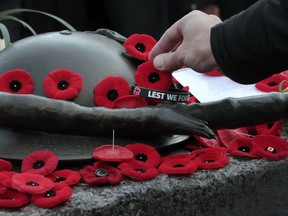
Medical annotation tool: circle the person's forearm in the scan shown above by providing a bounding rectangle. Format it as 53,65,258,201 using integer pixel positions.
211,0,288,84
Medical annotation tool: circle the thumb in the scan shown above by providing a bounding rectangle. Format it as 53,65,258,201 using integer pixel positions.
153,52,183,72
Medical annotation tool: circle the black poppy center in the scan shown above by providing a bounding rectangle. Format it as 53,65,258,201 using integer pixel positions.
265,146,277,154
267,81,278,86
32,160,45,169
148,72,160,83
238,146,250,153
58,80,69,90
45,190,56,198
135,168,146,173
95,168,109,177
55,177,67,182
135,43,146,53
107,89,119,101
9,80,22,92
173,164,185,168
204,160,215,163
26,181,39,186
135,153,148,162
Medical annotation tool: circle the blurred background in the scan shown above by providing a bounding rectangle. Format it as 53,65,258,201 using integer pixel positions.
0,0,258,42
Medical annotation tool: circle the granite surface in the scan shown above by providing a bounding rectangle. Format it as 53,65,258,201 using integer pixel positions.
1,129,288,216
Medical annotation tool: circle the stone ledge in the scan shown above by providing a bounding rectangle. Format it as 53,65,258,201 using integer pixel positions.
1,156,288,216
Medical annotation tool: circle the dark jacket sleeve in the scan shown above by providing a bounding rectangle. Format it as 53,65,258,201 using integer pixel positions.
211,0,288,84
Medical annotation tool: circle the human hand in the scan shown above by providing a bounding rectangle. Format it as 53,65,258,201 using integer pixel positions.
149,10,222,73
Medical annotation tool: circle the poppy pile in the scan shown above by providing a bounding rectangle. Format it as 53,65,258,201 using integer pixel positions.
1,33,288,210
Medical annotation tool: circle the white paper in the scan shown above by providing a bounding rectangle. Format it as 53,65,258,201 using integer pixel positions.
172,68,266,103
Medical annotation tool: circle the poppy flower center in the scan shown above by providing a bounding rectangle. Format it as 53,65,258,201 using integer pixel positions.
45,189,56,198
267,81,278,86
135,43,146,53
135,168,146,173
135,153,148,162
238,146,250,153
58,80,69,90
265,146,277,154
107,89,119,101
204,160,215,163
148,72,160,83
55,177,67,182
26,181,39,186
173,164,185,168
9,80,22,92
32,160,45,169
95,168,109,177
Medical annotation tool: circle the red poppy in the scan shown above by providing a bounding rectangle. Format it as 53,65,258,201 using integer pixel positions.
93,145,134,162
196,152,230,169
93,76,131,108
158,157,199,175
123,34,157,61
113,95,148,108
11,173,54,194
31,182,72,208
205,69,223,76
135,61,172,91
118,160,159,181
216,127,250,147
0,159,12,171
80,161,122,185
255,73,288,92
124,143,161,167
255,120,283,136
21,150,59,175
46,169,81,186
0,189,30,208
252,135,288,160
0,171,17,188
0,69,34,94
194,135,223,148
43,68,83,100
227,136,260,158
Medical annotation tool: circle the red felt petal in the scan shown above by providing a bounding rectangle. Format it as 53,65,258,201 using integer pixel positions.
93,145,134,162
80,161,122,185
227,136,260,158
93,76,131,108
118,160,159,181
46,169,81,186
161,153,193,163
191,147,227,157
113,95,148,108
196,153,230,169
0,171,17,188
124,143,161,167
124,34,157,61
0,184,8,195
158,158,198,175
205,69,223,76
0,189,30,208
0,159,12,171
21,150,59,175
0,69,34,94
43,68,83,100
216,127,249,147
11,173,54,194
252,135,288,160
255,120,283,136
135,61,172,91
31,183,73,208
255,73,288,92
194,135,223,148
